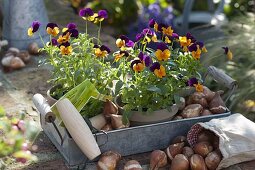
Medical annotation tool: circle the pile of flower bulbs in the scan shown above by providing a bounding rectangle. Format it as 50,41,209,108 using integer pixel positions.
97,128,222,170
173,86,228,120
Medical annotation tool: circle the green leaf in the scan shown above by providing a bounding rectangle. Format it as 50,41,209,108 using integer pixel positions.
147,86,162,94
114,80,123,95
174,95,181,105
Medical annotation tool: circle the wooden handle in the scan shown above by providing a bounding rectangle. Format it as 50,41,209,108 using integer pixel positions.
56,98,101,160
32,94,56,123
207,66,237,89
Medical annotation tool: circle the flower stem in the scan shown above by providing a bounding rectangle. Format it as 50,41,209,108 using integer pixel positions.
85,20,88,36
97,22,102,44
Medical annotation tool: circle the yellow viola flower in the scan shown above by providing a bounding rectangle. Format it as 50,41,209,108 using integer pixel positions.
131,59,145,72
116,38,126,48
179,36,191,49
222,47,233,60
46,23,59,37
194,83,203,92
152,33,158,42
162,26,173,36
57,32,71,44
155,49,170,61
154,65,166,78
191,46,202,60
60,44,72,55
165,36,171,44
94,45,111,58
27,21,41,37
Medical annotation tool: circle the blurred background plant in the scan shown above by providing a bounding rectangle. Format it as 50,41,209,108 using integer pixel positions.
201,13,255,121
0,106,39,169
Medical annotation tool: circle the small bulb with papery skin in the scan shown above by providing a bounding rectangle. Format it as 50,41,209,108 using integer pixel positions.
150,150,168,170
182,146,194,159
165,142,185,160
124,160,142,170
110,114,129,129
190,154,207,170
171,136,187,145
103,99,118,118
97,151,121,170
205,150,222,170
194,142,213,157
170,154,189,170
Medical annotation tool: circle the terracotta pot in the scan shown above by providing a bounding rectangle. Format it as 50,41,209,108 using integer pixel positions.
114,95,178,126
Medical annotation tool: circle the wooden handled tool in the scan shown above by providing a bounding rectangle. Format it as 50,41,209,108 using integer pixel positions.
56,98,101,160
32,94,56,124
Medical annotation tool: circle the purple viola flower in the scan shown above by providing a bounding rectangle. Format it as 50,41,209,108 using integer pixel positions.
187,77,198,86
171,33,179,39
138,52,152,67
60,42,70,47
196,41,204,48
93,44,100,48
67,23,77,30
144,55,152,67
136,33,145,42
68,29,79,38
126,40,134,47
138,52,144,61
51,38,58,46
158,23,167,32
149,19,155,28
100,45,111,53
222,47,229,54
120,51,129,57
188,43,197,52
119,35,134,47
46,23,58,29
79,8,94,17
98,10,108,19
150,62,160,72
157,42,168,51
31,21,41,33
130,59,142,69
120,35,129,42
186,32,196,43
142,28,153,36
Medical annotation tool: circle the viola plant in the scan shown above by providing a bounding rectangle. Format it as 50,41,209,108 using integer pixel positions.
28,8,115,117
0,106,38,167
113,19,207,118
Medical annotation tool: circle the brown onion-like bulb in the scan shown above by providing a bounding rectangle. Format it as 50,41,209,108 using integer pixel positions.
190,154,207,170
205,150,222,170
170,154,189,170
97,151,121,170
182,146,194,159
150,150,168,170
194,142,213,157
181,104,203,118
124,160,142,170
166,142,185,160
171,136,187,145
